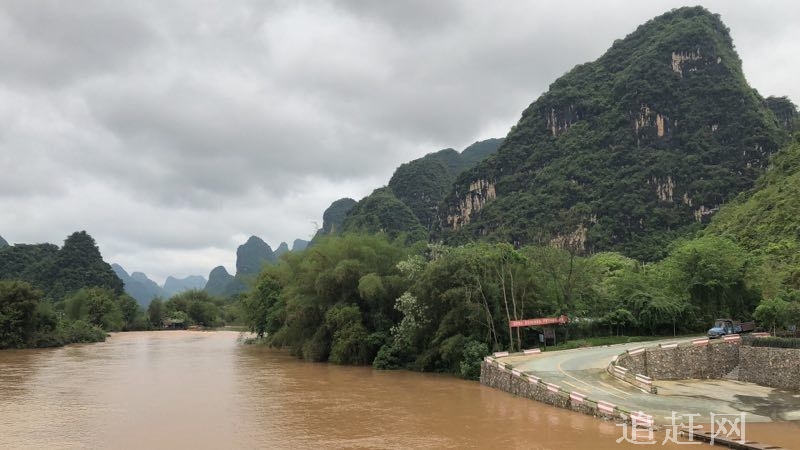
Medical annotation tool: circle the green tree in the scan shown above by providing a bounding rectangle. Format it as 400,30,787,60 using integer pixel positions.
753,297,789,334
118,295,141,331
460,339,489,380
326,304,371,365
85,289,124,331
64,287,124,331
148,298,164,328
266,234,407,363
662,236,759,325
242,273,282,338
165,290,225,327
0,280,41,349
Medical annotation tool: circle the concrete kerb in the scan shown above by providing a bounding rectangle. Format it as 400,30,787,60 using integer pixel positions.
493,348,542,359
482,356,656,428
607,353,658,394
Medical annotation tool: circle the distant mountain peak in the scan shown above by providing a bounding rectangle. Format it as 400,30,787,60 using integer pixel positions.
292,239,309,252
112,264,161,307
236,235,276,276
163,274,206,297
274,242,290,258
205,265,245,297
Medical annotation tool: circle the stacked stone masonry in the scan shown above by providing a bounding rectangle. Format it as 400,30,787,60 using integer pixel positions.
481,360,625,423
616,341,740,380
739,346,800,391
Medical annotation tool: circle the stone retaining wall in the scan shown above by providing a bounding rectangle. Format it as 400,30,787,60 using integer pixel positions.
480,359,634,423
739,346,800,390
615,340,739,380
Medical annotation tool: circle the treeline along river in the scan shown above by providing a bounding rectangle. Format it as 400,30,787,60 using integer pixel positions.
1,331,798,449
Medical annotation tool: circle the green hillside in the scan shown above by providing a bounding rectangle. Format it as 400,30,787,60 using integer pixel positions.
340,138,502,240
0,231,123,301
341,187,427,243
441,7,787,260
705,131,800,293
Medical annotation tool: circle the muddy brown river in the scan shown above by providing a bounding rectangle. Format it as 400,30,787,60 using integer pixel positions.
0,331,798,449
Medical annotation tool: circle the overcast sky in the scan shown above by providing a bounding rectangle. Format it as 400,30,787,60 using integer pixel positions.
1,1,797,284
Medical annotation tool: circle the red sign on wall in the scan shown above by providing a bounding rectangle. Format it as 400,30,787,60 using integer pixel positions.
509,315,569,328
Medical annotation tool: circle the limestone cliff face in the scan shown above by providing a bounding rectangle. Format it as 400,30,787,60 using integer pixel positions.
671,49,705,77
549,224,588,251
447,179,497,230
634,104,672,143
546,105,583,137
649,176,675,202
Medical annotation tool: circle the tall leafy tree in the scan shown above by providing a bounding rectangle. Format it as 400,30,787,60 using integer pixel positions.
0,281,40,349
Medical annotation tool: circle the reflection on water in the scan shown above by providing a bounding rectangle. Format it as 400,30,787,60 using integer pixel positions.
0,331,797,449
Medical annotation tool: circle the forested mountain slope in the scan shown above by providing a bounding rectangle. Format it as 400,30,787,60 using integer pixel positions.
441,7,788,260
705,130,800,292
340,138,502,239
0,231,122,300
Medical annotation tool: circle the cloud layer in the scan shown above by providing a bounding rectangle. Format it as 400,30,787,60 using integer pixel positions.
1,1,797,283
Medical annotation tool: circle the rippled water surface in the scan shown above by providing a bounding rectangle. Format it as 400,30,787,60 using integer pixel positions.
1,331,797,449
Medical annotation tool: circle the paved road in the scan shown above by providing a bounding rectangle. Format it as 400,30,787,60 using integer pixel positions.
499,338,800,425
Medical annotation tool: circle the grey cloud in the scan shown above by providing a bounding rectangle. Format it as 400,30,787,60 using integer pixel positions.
0,0,798,281
0,1,157,87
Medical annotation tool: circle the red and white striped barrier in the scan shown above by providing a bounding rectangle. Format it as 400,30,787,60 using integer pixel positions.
493,351,510,357
511,369,522,377
494,360,504,368
659,342,678,349
569,391,587,403
692,338,709,346
634,374,652,385
627,347,644,356
631,411,654,428
751,332,771,338
523,348,542,355
723,334,741,342
484,356,494,363
546,383,560,393
597,401,616,414
613,365,629,377
527,375,540,385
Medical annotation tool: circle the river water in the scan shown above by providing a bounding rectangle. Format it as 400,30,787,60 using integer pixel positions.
0,331,798,449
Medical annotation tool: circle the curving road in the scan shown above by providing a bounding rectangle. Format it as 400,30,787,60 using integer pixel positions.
498,338,800,424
